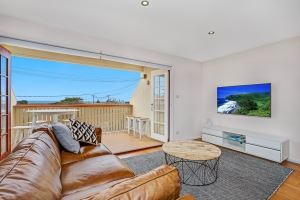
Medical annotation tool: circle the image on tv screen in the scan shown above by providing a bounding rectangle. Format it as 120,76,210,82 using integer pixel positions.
217,83,271,117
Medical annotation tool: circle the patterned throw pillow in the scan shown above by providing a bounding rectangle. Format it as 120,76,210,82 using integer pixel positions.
69,119,98,145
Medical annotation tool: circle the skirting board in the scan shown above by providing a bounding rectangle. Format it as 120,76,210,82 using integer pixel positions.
288,158,300,165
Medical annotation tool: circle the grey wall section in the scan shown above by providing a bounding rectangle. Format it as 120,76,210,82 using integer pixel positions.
201,36,300,163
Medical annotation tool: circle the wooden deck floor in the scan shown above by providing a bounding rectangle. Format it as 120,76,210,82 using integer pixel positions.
102,132,162,154
118,147,300,200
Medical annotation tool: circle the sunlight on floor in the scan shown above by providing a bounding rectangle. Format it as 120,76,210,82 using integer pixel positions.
102,132,162,154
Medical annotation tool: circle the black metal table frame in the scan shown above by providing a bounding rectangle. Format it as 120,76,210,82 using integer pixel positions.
164,153,220,186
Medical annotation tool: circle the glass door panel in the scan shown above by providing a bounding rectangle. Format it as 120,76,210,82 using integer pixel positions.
151,70,169,142
1,135,7,155
1,78,6,96
1,115,7,155
1,56,7,75
0,46,11,160
1,96,6,116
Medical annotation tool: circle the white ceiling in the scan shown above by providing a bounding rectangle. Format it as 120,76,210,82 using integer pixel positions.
0,0,300,62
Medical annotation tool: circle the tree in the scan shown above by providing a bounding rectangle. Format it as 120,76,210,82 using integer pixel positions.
239,99,257,111
17,100,28,104
56,97,83,104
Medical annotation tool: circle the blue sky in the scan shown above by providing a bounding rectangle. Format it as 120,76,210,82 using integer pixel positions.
12,56,141,102
217,83,271,99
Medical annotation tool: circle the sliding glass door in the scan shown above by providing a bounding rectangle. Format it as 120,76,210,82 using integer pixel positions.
0,46,11,159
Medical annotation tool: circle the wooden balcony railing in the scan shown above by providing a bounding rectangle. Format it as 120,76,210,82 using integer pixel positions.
13,104,133,132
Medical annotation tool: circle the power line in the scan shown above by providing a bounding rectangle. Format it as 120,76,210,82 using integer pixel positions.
16,94,93,98
13,66,139,80
91,82,138,95
13,65,141,80
16,82,138,98
12,69,141,83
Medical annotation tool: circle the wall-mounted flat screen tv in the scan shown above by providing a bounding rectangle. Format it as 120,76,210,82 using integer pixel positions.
217,83,271,117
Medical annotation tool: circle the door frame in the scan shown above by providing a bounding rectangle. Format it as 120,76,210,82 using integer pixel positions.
150,69,170,142
0,46,11,160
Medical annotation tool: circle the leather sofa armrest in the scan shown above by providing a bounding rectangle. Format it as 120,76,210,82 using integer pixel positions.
177,194,197,200
95,127,102,143
89,165,181,200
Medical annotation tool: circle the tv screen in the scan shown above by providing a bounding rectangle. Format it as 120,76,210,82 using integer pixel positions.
217,83,271,117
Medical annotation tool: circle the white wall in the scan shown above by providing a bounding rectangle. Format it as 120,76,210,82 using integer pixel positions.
130,69,152,119
172,61,203,140
201,36,300,163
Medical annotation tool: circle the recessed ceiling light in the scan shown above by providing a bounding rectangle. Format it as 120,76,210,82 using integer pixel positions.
208,31,215,35
141,0,149,6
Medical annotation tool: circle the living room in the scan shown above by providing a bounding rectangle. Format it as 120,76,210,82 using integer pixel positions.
0,0,299,200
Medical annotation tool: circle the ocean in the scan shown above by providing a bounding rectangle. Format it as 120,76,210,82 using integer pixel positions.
217,98,227,107
27,100,57,104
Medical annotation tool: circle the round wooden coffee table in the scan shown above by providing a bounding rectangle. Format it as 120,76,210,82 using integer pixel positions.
162,141,222,186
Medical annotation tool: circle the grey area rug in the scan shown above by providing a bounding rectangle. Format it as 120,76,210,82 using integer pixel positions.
121,149,293,200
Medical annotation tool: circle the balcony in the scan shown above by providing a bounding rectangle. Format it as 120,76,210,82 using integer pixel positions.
7,53,167,155
12,103,162,153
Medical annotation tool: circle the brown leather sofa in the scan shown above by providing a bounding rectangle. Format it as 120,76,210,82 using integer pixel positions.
0,126,195,200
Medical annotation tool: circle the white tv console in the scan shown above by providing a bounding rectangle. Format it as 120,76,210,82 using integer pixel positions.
202,126,289,163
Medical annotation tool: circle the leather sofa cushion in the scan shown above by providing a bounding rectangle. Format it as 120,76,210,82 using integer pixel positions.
82,165,181,200
61,143,112,165
61,179,130,200
0,131,62,200
61,155,135,196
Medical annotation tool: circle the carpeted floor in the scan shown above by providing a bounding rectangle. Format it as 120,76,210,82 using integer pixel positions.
122,149,293,200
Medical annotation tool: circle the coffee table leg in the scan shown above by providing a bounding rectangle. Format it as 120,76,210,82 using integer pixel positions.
164,153,168,164
164,153,220,186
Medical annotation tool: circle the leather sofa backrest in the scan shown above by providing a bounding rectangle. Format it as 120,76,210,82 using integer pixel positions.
32,124,61,149
0,131,62,200
88,165,181,200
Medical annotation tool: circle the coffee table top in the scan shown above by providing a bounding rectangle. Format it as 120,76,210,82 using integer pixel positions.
162,141,221,161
